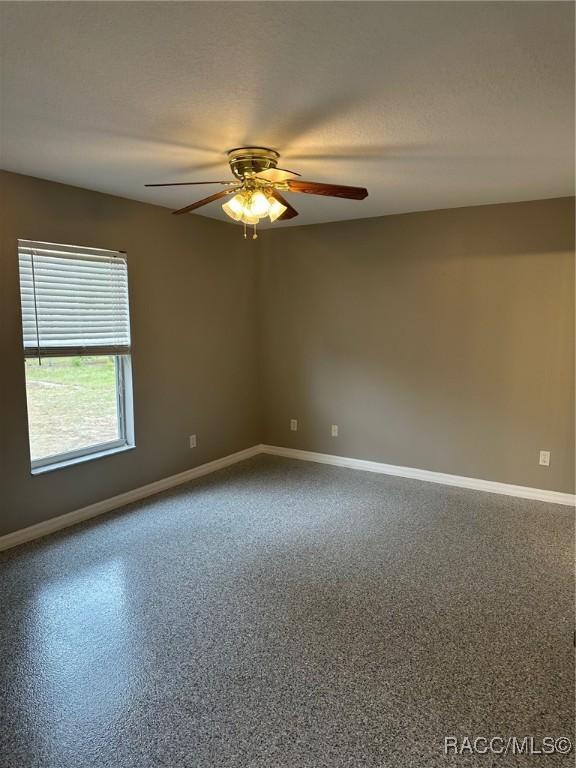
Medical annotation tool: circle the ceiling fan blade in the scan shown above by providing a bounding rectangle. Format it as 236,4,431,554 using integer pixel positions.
287,180,368,200
270,190,299,220
255,167,301,183
172,188,240,215
145,181,235,187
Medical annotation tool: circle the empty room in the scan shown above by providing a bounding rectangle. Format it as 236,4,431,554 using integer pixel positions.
0,2,574,766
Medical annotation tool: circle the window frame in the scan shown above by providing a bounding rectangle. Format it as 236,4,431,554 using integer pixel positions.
17,238,135,474
28,354,135,475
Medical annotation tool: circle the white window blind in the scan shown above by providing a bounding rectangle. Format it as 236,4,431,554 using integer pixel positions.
18,240,131,358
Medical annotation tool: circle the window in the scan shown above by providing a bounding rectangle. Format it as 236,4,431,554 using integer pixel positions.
18,239,134,472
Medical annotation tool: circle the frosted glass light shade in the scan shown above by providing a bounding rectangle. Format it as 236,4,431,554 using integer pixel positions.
268,198,287,222
247,191,270,217
222,193,246,221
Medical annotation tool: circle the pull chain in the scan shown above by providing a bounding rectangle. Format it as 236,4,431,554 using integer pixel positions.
252,223,258,240
243,222,247,239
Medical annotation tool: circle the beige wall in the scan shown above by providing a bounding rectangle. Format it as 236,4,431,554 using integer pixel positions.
1,175,573,540
0,171,260,537
259,198,575,493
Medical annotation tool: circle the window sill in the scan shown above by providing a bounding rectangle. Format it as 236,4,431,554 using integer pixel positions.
31,443,135,475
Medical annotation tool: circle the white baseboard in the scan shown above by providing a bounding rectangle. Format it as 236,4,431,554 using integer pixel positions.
2,442,573,552
0,445,261,552
260,445,576,507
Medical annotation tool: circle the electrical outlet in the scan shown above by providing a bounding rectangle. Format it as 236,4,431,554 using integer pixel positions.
331,424,339,437
539,450,550,466
290,419,298,431
189,434,197,449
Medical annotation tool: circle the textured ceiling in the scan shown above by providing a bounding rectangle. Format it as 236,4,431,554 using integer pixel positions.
1,1,574,227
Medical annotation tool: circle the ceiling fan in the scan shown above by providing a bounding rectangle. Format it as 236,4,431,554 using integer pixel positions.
145,146,368,239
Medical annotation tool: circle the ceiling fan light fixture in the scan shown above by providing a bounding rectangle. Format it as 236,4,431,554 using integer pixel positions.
151,146,367,236
223,189,277,226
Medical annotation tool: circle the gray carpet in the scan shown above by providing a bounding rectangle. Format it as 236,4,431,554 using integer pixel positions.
0,455,574,767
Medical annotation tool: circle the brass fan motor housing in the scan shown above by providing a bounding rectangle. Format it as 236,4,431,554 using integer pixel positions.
227,147,280,180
